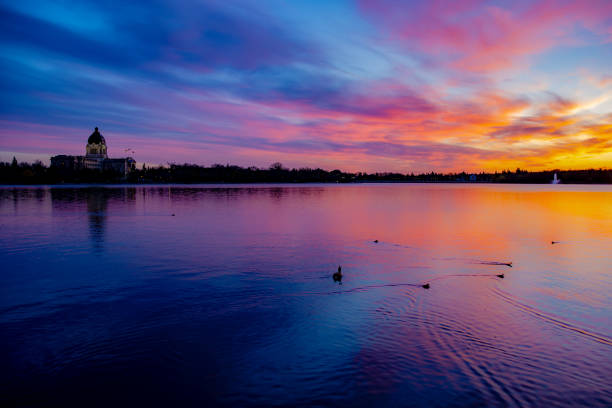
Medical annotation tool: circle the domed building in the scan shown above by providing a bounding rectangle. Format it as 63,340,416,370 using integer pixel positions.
86,127,108,157
51,127,135,176
84,127,109,169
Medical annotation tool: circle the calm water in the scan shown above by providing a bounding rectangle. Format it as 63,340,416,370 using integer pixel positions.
1,184,611,407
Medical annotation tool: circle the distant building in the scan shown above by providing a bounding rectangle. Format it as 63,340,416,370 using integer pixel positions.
50,154,85,170
552,173,561,184
51,127,135,176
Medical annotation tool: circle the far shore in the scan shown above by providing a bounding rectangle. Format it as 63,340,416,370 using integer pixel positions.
2,160,611,185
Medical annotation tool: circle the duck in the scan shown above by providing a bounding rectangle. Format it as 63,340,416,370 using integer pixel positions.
551,241,559,244
333,266,342,282
373,239,379,243
422,283,430,289
497,273,504,278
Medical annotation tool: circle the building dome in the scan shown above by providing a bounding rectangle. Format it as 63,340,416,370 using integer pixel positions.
88,127,106,145
86,127,108,159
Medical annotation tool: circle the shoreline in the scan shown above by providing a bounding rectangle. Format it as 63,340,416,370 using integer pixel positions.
3,181,612,187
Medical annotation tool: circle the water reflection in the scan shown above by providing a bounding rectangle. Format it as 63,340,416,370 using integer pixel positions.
86,190,108,251
0,184,611,407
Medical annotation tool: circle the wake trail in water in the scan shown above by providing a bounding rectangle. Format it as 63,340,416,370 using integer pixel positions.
327,282,422,294
369,240,512,267
434,257,513,267
369,239,417,250
492,286,612,346
327,275,501,294
426,274,502,283
289,282,423,297
300,272,504,297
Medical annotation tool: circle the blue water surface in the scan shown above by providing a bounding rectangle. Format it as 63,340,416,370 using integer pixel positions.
1,184,611,407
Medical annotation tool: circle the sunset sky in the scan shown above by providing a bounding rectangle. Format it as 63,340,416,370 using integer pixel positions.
1,0,611,172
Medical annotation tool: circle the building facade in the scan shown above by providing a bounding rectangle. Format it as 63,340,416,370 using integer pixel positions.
51,127,135,176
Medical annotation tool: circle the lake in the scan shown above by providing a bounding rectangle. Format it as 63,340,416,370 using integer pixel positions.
1,184,611,407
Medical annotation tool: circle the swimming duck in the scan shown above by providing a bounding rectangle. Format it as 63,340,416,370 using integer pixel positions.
373,239,379,243
551,241,559,244
422,283,430,289
333,266,342,282
497,273,504,278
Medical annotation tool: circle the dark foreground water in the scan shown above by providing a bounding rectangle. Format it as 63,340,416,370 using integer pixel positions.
1,184,611,407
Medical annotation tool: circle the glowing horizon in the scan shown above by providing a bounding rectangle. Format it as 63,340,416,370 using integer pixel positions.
1,0,611,173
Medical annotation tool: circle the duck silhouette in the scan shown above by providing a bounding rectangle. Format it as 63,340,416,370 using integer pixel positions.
333,266,342,283
373,239,379,243
497,273,505,278
422,283,430,289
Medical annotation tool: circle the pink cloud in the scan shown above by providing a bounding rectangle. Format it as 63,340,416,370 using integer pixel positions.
2,76,610,173
358,0,612,72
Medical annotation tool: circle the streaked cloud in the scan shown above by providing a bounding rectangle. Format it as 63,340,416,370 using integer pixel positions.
0,0,611,171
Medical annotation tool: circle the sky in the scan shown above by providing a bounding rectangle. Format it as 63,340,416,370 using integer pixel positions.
1,0,611,172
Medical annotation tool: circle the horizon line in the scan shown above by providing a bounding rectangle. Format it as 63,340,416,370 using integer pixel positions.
3,155,611,176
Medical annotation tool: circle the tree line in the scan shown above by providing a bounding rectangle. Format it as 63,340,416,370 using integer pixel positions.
1,158,611,184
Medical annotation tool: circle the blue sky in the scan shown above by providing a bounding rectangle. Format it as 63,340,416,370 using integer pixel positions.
1,0,611,171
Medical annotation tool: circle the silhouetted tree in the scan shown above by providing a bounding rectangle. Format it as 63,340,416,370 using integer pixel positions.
1,160,611,184
269,162,285,171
